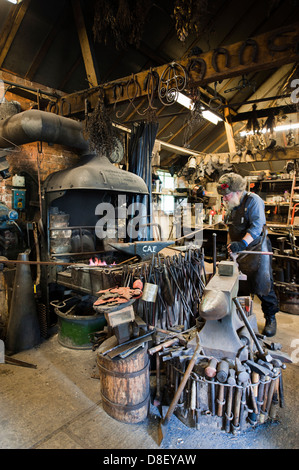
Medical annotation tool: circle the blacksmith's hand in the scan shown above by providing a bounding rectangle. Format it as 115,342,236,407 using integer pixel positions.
227,240,248,253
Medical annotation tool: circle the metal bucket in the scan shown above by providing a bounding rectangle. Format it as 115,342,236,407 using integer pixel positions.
141,282,158,302
276,286,299,315
55,308,106,349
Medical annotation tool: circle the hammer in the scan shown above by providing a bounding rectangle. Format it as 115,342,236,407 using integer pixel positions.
233,298,273,363
225,368,236,433
216,360,229,417
246,360,273,416
158,334,201,445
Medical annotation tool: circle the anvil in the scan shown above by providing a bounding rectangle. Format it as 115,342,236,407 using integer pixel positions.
109,240,175,260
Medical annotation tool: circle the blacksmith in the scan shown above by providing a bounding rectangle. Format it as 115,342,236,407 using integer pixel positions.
217,172,279,337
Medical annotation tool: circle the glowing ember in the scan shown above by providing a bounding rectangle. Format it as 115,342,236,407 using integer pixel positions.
89,257,116,266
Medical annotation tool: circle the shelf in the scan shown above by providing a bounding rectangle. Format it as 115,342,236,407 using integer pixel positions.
249,173,298,226
265,202,289,206
249,178,299,183
152,191,173,195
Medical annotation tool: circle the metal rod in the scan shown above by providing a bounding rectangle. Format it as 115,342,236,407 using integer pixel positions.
158,337,201,445
212,232,217,275
0,256,138,267
4,356,37,369
3,79,60,98
224,94,291,109
237,251,273,255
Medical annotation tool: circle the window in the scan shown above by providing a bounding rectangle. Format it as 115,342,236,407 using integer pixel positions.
157,170,175,191
156,170,175,213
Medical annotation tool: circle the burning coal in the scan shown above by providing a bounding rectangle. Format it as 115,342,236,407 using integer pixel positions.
89,257,116,266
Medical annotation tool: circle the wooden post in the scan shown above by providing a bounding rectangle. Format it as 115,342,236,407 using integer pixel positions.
224,107,236,154
72,0,98,88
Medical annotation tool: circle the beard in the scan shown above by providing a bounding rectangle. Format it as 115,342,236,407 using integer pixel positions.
224,192,241,211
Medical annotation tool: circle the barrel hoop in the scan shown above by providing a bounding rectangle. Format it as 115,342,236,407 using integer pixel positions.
101,390,150,411
97,356,149,379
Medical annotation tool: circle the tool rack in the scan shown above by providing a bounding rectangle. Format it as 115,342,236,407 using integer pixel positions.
164,354,284,434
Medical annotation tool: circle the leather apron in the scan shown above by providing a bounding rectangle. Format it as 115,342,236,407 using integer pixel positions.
227,192,251,242
227,193,271,296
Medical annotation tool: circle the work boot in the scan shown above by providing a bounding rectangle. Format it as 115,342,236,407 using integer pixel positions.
262,317,277,337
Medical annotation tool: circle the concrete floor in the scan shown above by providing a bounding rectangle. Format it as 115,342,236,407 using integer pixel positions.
0,300,298,451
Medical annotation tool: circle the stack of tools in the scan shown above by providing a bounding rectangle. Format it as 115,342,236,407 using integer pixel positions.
132,248,206,331
162,350,288,435
90,246,206,356
150,259,290,443
152,326,289,440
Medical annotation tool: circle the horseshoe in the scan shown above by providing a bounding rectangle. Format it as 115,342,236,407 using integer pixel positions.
239,38,258,65
212,47,229,73
59,99,71,116
112,83,124,102
186,58,206,82
47,101,59,114
267,26,295,52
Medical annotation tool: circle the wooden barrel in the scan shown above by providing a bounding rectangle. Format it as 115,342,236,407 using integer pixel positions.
97,345,150,423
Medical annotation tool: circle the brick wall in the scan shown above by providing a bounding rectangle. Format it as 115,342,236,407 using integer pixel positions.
0,91,81,212
1,142,80,212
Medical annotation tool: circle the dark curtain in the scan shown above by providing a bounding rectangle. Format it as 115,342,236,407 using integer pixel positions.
128,121,159,241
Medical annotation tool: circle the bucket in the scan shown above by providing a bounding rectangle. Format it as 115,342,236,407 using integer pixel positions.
55,309,106,349
276,286,299,315
141,282,158,302
97,345,150,423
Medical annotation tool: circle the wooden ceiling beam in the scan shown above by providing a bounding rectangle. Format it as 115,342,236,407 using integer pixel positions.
71,0,98,88
57,22,299,116
0,70,65,101
161,121,212,167
198,64,295,153
231,103,297,122
0,0,31,68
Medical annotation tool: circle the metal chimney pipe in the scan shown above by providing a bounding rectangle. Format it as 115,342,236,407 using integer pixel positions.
0,109,89,152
